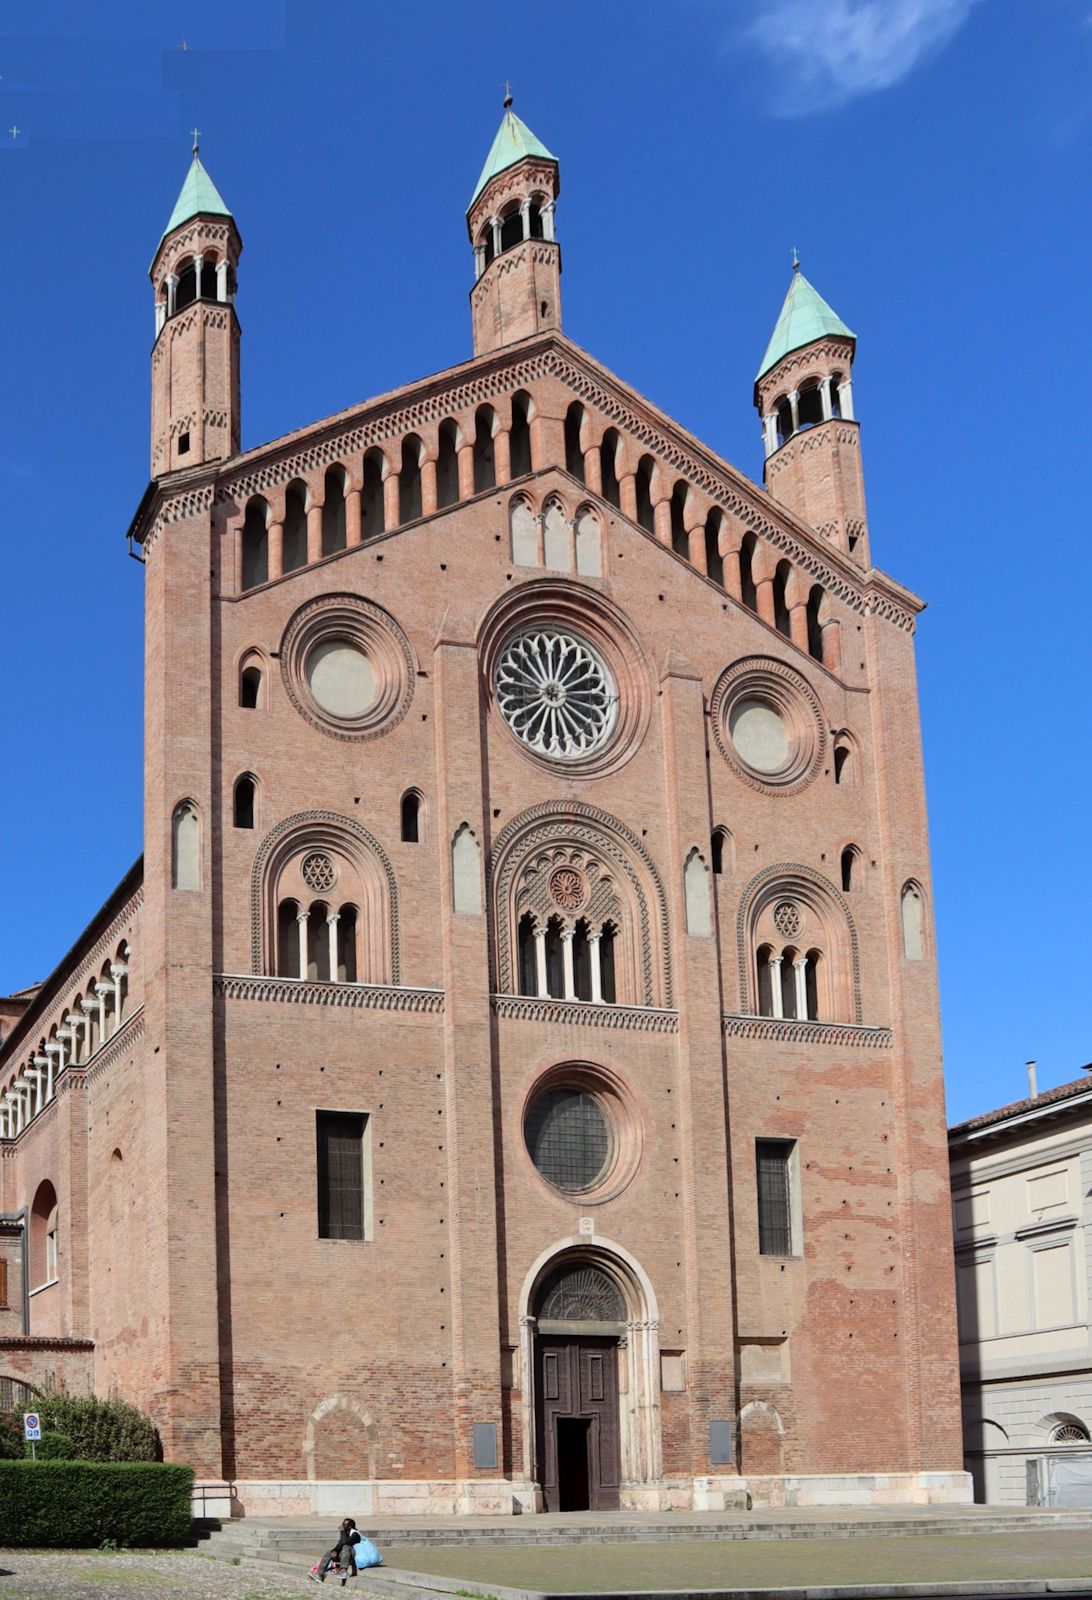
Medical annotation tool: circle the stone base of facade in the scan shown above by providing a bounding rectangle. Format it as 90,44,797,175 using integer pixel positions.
202,1471,970,1518
745,1471,974,1508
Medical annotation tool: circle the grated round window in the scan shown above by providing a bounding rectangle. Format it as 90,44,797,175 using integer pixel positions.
525,1088,611,1194
1051,1423,1091,1443
495,630,617,761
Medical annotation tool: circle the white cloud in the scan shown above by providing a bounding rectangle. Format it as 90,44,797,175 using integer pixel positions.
743,0,986,114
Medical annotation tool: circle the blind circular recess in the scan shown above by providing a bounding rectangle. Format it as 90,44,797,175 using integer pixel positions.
525,1087,611,1194
495,630,618,761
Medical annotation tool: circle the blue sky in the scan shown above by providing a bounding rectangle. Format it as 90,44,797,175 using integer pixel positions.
1,0,1088,1122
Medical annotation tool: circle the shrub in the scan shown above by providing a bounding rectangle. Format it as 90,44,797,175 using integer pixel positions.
33,1393,158,1462
0,1460,193,1546
25,1430,74,1460
0,1414,22,1461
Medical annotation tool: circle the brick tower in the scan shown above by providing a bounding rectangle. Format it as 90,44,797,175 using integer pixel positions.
149,141,242,476
755,262,869,564
467,96,561,356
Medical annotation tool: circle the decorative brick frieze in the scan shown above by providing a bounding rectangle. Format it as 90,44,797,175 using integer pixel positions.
492,995,679,1033
214,975,444,1013
722,1014,893,1048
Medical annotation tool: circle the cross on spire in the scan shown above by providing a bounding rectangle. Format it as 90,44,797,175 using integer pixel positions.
9,126,20,140
792,246,800,271
191,126,201,156
503,80,513,109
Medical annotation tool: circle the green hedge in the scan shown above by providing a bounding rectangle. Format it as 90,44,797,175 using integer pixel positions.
33,1393,158,1462
24,1431,74,1460
0,1461,194,1546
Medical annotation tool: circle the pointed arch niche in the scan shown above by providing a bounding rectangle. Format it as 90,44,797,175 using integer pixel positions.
250,811,399,983
490,801,672,1008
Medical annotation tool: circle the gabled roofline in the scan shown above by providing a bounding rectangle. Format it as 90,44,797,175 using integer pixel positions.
949,1076,1092,1148
0,857,143,1067
124,330,923,620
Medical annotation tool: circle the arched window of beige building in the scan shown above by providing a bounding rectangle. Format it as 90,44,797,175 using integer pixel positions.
171,801,200,890
901,881,925,960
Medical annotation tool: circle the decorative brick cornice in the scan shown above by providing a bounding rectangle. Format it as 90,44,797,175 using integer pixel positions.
214,975,443,1013
0,1335,94,1351
77,1009,145,1087
492,995,679,1033
722,1014,892,1049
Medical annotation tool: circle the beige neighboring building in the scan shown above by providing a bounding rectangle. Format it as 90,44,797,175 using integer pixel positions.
950,1074,1092,1506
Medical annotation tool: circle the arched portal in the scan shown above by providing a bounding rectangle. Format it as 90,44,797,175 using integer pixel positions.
519,1240,661,1512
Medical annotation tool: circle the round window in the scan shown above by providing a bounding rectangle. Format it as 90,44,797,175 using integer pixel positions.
525,1087,611,1194
305,640,377,718
495,630,618,761
729,697,790,773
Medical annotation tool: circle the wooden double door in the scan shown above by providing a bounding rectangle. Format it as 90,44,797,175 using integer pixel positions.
535,1336,621,1511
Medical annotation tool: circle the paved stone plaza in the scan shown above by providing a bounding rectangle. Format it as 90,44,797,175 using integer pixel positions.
0,1549,304,1600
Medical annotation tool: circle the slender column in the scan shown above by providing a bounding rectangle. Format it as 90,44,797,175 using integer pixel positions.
35,1053,53,1102
0,1100,8,1140
111,962,128,1030
588,933,603,1004
216,259,228,302
473,243,485,280
493,429,511,486
383,472,400,529
490,217,502,256
762,413,778,456
421,458,438,517
755,577,776,626
542,200,556,242
789,602,809,653
80,997,97,1053
267,519,284,581
583,445,602,496
155,301,166,335
839,376,855,421
793,957,808,1022
819,376,833,421
306,502,323,563
788,391,800,433
296,912,308,981
166,273,178,315
64,1014,83,1063
457,444,475,501
821,618,842,673
25,1068,43,1116
345,488,362,547
327,912,340,983
520,197,531,240
534,928,548,999
687,524,707,574
653,498,672,547
768,955,784,1019
561,928,576,1001
619,473,637,523
94,982,109,1041
193,256,203,301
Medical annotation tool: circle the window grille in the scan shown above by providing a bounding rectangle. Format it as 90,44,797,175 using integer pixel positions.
756,1140,794,1256
525,1088,610,1194
537,1263,624,1322
1051,1422,1091,1443
317,1111,367,1240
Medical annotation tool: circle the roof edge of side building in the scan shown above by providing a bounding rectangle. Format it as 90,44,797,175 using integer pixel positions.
950,1076,1092,1145
0,857,144,1067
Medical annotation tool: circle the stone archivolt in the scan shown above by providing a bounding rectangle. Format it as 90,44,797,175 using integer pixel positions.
736,863,862,1025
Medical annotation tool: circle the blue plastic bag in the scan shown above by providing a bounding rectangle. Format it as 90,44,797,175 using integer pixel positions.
352,1538,383,1569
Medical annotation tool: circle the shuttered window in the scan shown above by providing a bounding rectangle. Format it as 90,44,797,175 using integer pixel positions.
316,1111,367,1240
756,1139,794,1256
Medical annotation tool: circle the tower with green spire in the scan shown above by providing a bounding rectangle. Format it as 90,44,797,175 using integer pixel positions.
466,96,561,357
149,139,243,476
754,262,868,564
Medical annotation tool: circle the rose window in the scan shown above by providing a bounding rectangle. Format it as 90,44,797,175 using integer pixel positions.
301,852,338,893
495,630,617,760
549,866,588,911
773,901,802,938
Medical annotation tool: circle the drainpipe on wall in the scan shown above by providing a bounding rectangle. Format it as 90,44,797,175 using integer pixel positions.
1026,1060,1038,1099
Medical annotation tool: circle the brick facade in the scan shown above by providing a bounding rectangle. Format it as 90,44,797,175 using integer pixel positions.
0,116,969,1515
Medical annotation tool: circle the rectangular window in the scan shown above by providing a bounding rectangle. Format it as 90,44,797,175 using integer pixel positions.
0,1259,7,1307
756,1139,796,1257
316,1111,370,1241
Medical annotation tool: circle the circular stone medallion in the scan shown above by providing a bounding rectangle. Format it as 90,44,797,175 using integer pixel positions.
729,698,790,773
305,640,377,718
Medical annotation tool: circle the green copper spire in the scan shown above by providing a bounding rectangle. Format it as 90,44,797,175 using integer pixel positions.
159,147,233,245
756,265,854,382
469,98,556,211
